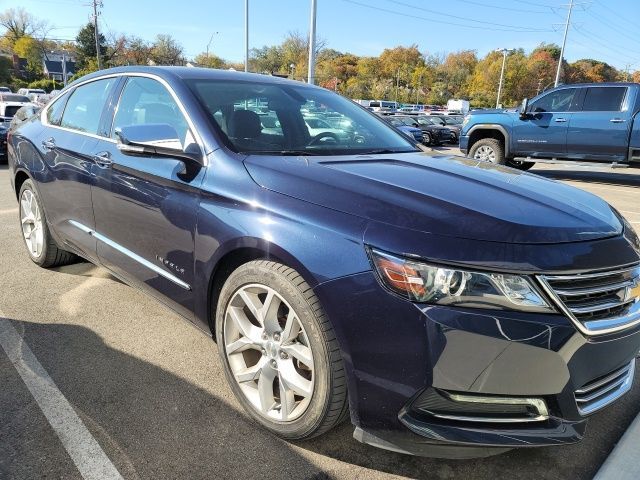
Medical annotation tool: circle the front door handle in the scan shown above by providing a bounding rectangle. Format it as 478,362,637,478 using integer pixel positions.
610,118,626,123
93,151,113,167
554,118,567,123
42,138,56,151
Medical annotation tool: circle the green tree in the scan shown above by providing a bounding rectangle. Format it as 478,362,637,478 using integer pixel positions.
75,22,106,69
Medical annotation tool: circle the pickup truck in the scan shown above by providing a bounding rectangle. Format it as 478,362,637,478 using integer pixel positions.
459,82,640,169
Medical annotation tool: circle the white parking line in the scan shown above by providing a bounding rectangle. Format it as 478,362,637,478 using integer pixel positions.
0,317,123,480
595,402,640,480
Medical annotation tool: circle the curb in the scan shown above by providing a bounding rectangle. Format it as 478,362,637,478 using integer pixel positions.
594,406,640,479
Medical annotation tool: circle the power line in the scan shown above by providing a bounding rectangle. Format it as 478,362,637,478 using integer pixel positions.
341,0,554,32
383,0,553,31
592,0,638,30
444,0,551,14
583,8,640,48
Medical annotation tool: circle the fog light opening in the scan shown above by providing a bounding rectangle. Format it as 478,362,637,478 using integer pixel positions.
413,389,549,424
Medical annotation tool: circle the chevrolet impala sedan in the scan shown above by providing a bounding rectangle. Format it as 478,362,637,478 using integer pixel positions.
7,66,640,458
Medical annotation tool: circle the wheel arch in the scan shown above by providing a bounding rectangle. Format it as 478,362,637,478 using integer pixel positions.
201,239,320,338
467,124,510,158
13,169,31,200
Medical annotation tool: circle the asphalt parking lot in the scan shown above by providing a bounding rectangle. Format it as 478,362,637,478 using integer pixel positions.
1,154,639,480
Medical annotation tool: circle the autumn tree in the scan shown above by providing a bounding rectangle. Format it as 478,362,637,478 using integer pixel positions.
0,7,48,46
194,52,225,68
150,34,184,65
13,35,42,79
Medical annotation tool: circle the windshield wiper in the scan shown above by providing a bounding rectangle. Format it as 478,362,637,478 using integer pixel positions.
355,149,418,155
244,149,323,156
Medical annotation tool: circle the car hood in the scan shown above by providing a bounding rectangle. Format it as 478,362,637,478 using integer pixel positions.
243,152,622,244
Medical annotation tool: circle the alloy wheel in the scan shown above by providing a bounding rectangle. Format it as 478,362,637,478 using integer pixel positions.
224,284,315,421
474,145,497,163
20,189,43,258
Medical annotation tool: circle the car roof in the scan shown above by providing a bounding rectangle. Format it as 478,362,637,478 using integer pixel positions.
68,66,322,90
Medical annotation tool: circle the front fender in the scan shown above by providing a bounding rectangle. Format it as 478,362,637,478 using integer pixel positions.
192,184,371,332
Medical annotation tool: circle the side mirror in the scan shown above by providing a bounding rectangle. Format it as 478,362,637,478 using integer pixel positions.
519,98,529,120
115,124,203,165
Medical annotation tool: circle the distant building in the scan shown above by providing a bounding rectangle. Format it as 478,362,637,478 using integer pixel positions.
42,51,76,83
0,51,28,78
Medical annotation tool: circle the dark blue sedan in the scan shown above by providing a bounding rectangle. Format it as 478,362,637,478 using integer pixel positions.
7,67,640,458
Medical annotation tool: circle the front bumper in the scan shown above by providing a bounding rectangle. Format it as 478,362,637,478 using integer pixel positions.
314,271,640,457
459,134,469,154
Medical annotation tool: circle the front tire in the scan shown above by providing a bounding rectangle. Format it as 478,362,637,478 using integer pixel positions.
469,138,505,165
18,179,77,268
215,260,348,440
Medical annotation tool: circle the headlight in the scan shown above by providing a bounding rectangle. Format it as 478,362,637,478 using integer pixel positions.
368,248,554,313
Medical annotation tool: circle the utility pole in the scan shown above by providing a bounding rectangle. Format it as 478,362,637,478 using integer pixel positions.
92,0,102,70
244,0,249,72
555,0,574,87
62,50,67,87
536,78,543,95
395,68,400,102
307,0,317,84
415,73,422,105
495,48,513,108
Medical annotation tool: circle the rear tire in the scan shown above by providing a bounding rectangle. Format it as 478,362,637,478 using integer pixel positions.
422,132,432,146
215,260,349,440
18,179,77,268
469,138,505,165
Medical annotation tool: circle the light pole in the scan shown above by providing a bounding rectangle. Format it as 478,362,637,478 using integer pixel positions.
307,0,317,84
495,48,514,108
289,63,296,79
244,0,249,72
206,32,219,62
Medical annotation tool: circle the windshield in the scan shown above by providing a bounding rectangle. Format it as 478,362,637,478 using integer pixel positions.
188,80,417,155
423,116,443,126
0,94,29,103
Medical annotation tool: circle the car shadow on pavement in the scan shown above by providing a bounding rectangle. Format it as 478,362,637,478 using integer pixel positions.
0,318,333,480
533,169,640,188
2,319,639,480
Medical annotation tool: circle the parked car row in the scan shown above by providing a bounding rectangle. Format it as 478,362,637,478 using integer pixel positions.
376,112,463,145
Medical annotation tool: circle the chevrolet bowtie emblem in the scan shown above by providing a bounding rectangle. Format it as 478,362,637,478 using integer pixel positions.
629,282,640,301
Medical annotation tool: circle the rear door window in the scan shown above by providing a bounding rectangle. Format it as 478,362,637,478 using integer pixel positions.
581,87,626,112
60,78,115,134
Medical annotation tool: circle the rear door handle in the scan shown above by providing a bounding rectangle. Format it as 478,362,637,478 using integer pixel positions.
42,138,56,151
93,151,113,167
610,118,626,123
554,118,567,123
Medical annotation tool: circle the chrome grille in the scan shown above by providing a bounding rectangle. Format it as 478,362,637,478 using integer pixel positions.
575,361,635,415
539,265,640,335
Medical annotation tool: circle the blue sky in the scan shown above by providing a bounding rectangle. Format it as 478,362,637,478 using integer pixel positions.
4,0,640,70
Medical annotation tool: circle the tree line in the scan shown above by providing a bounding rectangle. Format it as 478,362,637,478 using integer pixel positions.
1,7,638,107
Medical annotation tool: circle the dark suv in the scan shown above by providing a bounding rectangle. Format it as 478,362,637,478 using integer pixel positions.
8,67,640,458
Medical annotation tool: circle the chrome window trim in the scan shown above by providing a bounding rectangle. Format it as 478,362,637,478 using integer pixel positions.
537,265,640,336
68,220,191,291
40,71,207,164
